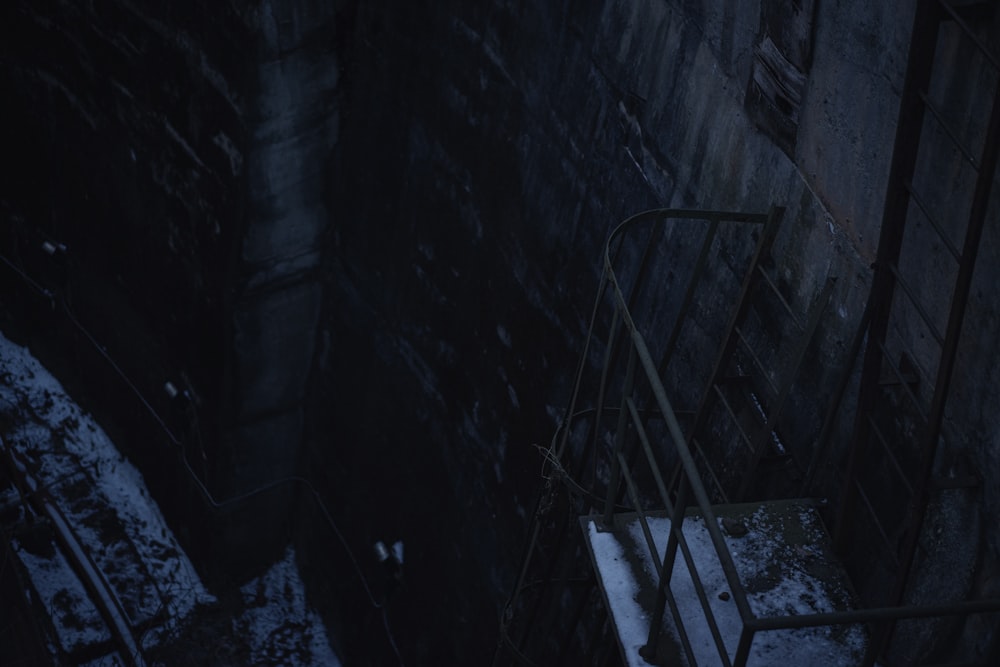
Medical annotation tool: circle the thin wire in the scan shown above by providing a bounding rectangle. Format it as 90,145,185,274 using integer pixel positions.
63,305,182,445
382,607,406,667
1,250,406,665
63,297,384,603
0,254,53,300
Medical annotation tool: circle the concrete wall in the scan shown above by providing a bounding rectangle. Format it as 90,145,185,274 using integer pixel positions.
1,0,998,663
319,0,1000,661
0,0,340,582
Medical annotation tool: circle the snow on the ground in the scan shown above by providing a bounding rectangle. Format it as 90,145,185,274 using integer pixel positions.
587,505,866,667
0,330,214,651
236,546,342,667
587,520,653,660
14,539,112,652
1,331,341,666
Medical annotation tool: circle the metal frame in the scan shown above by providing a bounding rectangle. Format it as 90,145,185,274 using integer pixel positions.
496,6,1000,664
587,209,1000,666
834,0,1000,659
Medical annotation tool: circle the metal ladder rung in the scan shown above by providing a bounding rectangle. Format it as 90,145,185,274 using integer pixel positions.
867,414,916,497
888,262,946,346
877,340,931,423
755,264,805,330
937,0,1000,72
690,435,731,504
904,182,963,261
733,325,780,398
711,384,757,453
919,90,980,169
853,478,902,568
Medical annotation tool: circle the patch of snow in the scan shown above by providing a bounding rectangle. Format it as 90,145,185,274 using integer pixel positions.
212,131,243,175
588,506,865,667
77,653,126,667
588,522,651,661
14,538,112,653
507,383,520,410
496,324,512,349
545,404,562,425
392,541,404,565
0,331,214,652
163,119,207,170
236,546,342,667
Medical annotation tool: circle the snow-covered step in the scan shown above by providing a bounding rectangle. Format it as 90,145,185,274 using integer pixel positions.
11,522,115,660
0,329,341,666
582,499,867,667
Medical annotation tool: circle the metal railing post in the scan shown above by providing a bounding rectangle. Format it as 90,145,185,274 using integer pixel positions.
604,339,637,525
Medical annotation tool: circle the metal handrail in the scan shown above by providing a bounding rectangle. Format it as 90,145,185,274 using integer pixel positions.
579,208,1000,666
575,208,770,666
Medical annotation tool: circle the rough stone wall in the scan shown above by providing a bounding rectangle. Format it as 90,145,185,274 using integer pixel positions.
0,0,340,583
1,0,998,663
0,0,251,572
317,0,999,662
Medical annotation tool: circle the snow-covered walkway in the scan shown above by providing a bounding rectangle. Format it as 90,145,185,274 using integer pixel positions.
0,330,341,666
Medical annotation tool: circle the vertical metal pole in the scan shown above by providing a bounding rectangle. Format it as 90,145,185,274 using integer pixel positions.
733,625,755,667
833,0,942,553
882,62,1000,653
591,307,622,493
604,341,637,525
737,277,836,501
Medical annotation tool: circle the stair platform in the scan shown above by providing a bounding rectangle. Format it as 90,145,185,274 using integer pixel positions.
581,499,867,666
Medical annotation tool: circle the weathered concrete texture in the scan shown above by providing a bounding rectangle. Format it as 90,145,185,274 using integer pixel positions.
0,0,339,584
0,1,252,582
2,0,998,662
232,283,323,420
213,4,339,538
796,0,913,257
316,0,999,661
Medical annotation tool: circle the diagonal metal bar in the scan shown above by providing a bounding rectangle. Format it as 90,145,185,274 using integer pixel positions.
936,0,1000,71
903,181,963,262
756,263,804,330
738,277,836,500
624,402,735,666
888,262,945,346
657,218,721,376
918,90,980,169
881,55,1000,653
685,207,785,464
